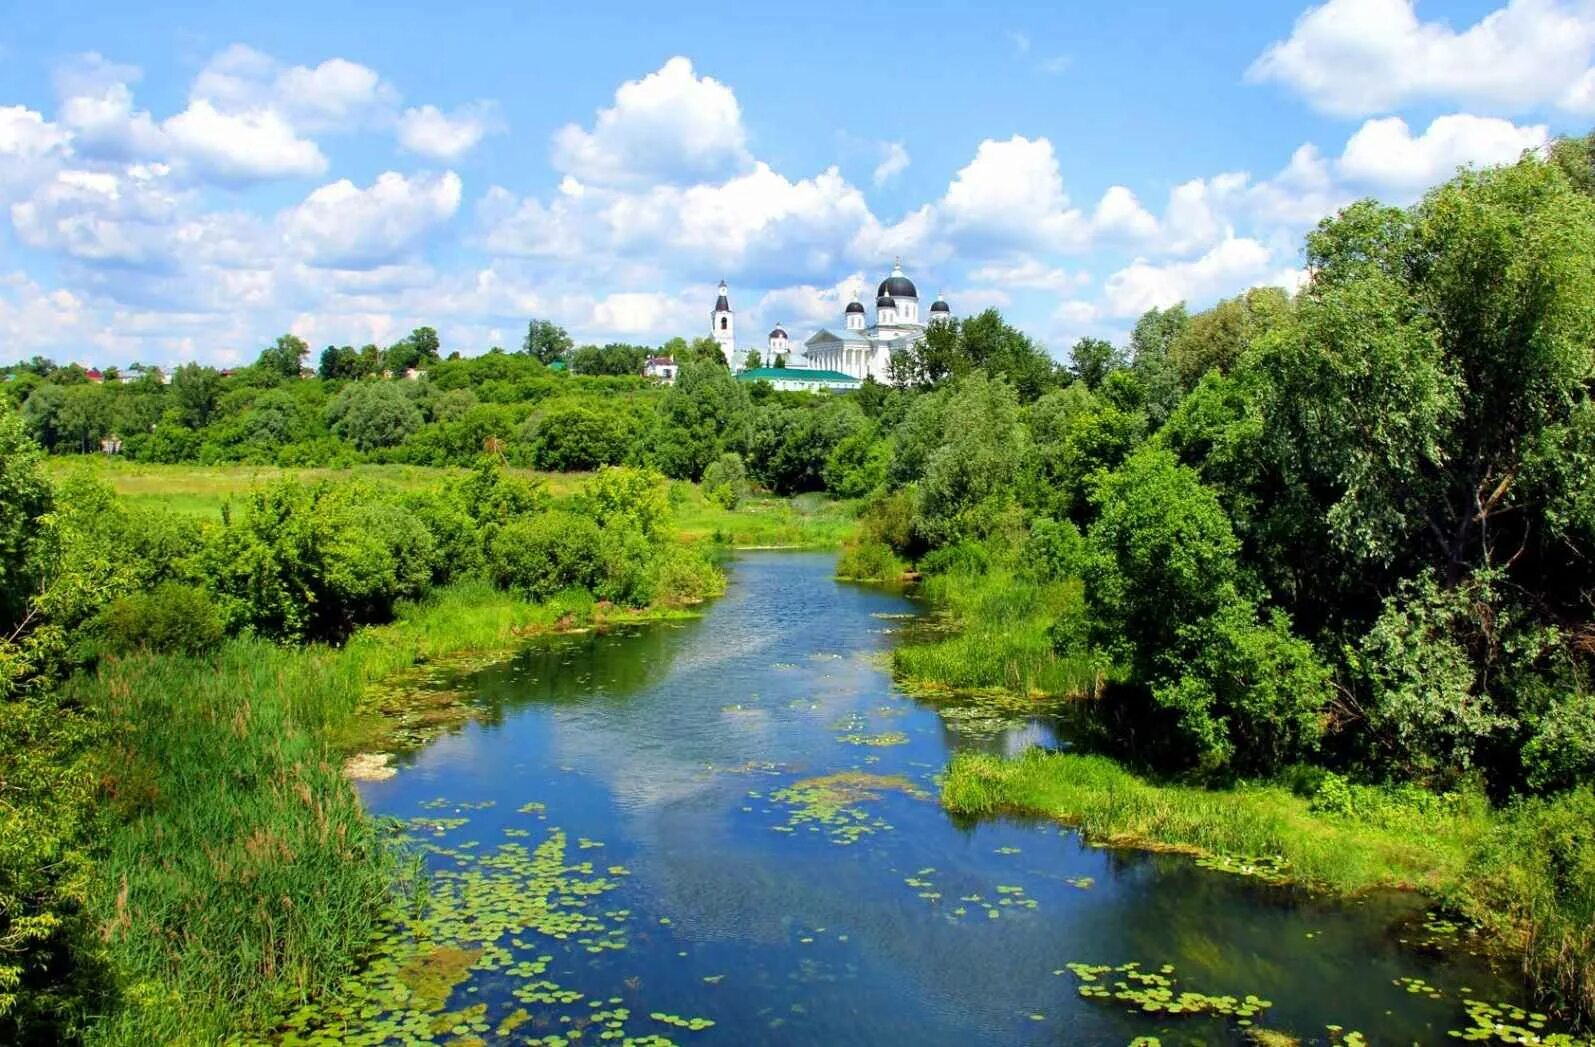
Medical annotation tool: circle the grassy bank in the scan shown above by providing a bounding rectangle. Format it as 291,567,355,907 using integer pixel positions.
72,578,714,1044
892,567,1100,697
943,749,1595,1027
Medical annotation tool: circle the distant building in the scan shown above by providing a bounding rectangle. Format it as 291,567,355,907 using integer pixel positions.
734,367,861,393
99,435,123,455
642,355,679,384
711,260,951,381
84,368,104,384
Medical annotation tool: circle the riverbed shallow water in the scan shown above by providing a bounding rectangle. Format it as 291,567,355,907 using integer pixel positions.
347,551,1547,1046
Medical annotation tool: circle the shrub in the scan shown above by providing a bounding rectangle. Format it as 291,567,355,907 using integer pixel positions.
96,582,225,655
651,545,724,606
701,453,748,509
488,511,604,600
325,382,424,451
580,466,670,538
594,525,656,607
835,539,902,581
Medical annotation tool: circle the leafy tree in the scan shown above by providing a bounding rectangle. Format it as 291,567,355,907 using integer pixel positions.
488,510,602,599
19,385,66,451
1067,337,1124,391
915,373,1028,547
325,382,425,451
702,452,749,508
579,466,670,538
652,363,749,480
522,319,573,364
1128,304,1188,425
318,345,360,380
1168,286,1291,388
744,349,763,370
171,363,222,427
256,334,309,379
567,343,649,377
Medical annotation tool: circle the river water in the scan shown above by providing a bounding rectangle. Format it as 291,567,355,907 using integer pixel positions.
351,551,1539,1046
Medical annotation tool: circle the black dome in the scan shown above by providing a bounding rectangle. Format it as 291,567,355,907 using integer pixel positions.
845,301,865,314
930,298,950,313
876,294,897,308
768,326,787,338
876,274,917,299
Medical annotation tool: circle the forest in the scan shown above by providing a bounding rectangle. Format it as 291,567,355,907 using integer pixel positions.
5,138,1595,1040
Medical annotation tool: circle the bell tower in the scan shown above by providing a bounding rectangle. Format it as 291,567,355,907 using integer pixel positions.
711,280,735,366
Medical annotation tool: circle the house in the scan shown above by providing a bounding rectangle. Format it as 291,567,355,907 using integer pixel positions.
84,368,104,384
642,355,678,384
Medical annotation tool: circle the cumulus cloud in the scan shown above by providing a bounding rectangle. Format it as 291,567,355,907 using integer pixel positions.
939,134,1090,251
282,170,462,269
873,141,910,186
190,44,397,131
967,259,1089,291
163,100,328,183
552,57,750,186
398,102,502,160
1103,237,1291,318
11,164,185,267
0,105,70,162
1339,113,1548,189
1093,185,1159,240
1249,0,1595,116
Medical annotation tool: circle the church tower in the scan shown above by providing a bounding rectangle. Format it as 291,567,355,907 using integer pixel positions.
845,288,866,331
711,280,735,366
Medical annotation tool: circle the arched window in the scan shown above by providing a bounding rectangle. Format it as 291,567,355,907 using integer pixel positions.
720,317,727,330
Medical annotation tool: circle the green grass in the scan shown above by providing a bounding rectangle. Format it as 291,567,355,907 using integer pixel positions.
42,460,593,518
671,485,856,549
69,581,701,1045
892,568,1100,697
943,748,1595,1028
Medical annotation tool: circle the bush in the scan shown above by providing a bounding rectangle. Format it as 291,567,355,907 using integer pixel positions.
325,382,424,451
835,539,903,581
701,453,748,509
488,511,604,600
651,545,724,606
594,525,656,607
96,583,224,655
579,466,669,538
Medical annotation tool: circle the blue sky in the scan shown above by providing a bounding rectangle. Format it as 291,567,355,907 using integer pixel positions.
0,0,1589,366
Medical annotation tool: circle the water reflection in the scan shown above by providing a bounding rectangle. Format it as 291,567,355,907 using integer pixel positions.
357,551,1535,1046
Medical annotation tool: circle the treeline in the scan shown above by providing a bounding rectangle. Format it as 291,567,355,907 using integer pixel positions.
0,417,722,1039
0,326,734,469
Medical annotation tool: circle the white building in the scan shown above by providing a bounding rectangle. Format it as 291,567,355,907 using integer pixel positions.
803,261,951,380
710,261,952,381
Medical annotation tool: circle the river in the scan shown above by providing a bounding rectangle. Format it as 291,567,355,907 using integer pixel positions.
342,551,1540,1046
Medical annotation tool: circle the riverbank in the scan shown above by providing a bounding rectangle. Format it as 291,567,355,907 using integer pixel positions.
71,579,715,1044
942,748,1595,1029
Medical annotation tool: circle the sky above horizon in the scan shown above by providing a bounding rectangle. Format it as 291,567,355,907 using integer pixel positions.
0,0,1591,368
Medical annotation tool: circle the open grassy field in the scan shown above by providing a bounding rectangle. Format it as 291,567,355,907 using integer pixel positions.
42,459,859,549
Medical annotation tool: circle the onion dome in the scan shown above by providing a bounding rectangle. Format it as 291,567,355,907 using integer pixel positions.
930,291,950,314
768,324,787,339
845,300,865,314
875,258,917,300
876,294,897,310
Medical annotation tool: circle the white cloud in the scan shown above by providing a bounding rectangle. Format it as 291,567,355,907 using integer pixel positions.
1339,113,1548,189
1009,31,1032,54
1103,236,1286,318
939,134,1090,251
163,100,328,183
552,57,750,187
968,259,1089,291
0,105,70,162
0,272,89,353
873,141,910,186
398,102,501,160
59,83,166,160
11,164,185,267
190,44,397,131
1093,185,1160,240
1053,299,1100,325
282,170,462,269
1249,0,1595,116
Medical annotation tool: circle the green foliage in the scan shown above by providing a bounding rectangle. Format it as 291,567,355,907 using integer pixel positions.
834,538,902,581
95,581,225,655
256,333,309,379
488,510,603,600
822,426,889,499
519,396,648,470
0,408,52,628
1067,337,1124,390
914,374,1028,548
652,363,749,480
578,465,670,538
522,318,573,364
745,398,866,495
566,342,648,377
701,452,748,509
325,381,425,451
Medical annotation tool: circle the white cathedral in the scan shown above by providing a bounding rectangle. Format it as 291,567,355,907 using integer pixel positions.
710,260,952,381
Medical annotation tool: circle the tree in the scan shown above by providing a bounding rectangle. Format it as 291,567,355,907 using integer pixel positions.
325,382,424,451
1067,337,1123,390
522,319,573,364
257,334,309,379
1129,304,1188,425
652,363,749,480
170,363,222,427
318,345,360,381
744,349,763,370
